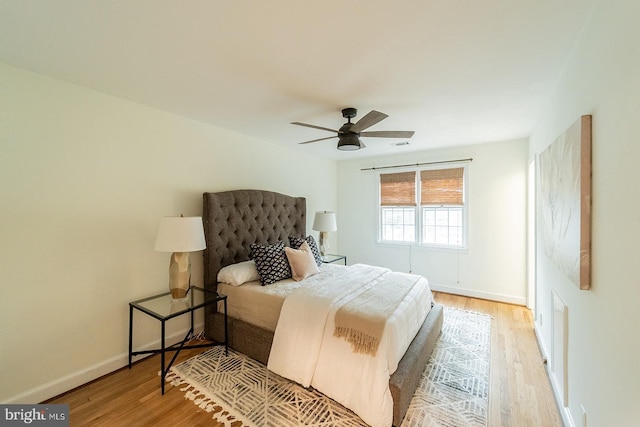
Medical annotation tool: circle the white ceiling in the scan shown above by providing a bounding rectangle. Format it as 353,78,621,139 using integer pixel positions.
0,1,595,160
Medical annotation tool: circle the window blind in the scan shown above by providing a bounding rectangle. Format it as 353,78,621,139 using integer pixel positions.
420,167,464,205
380,171,416,206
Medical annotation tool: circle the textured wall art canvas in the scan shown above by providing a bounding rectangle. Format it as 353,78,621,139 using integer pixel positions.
539,115,592,290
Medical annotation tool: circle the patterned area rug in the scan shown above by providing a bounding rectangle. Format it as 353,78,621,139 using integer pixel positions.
401,307,491,426
166,306,491,427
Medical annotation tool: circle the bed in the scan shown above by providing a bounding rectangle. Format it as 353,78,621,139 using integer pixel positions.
202,189,443,427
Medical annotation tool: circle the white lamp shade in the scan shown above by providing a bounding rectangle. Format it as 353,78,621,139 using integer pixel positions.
312,211,337,232
155,216,206,252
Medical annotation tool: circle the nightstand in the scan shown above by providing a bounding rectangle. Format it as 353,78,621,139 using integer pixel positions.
128,286,227,394
322,254,347,265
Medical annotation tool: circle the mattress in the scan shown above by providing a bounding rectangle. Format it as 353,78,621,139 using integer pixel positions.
216,263,344,332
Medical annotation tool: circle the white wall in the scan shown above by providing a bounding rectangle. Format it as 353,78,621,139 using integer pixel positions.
0,63,337,403
529,0,640,425
337,138,528,304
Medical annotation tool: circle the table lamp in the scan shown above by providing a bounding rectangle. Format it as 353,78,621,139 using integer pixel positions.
155,215,206,299
312,211,337,257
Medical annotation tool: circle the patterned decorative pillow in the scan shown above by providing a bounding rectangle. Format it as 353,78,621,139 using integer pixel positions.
250,241,292,285
289,235,322,266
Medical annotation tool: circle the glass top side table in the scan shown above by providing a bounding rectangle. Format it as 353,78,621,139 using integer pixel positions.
128,286,227,394
321,254,347,265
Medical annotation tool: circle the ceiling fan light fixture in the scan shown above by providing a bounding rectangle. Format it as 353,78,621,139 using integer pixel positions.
337,134,362,151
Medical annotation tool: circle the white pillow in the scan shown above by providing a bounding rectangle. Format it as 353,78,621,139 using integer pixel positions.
217,260,260,286
285,241,320,281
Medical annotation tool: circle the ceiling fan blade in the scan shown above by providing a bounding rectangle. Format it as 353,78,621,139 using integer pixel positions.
349,110,388,133
360,130,415,138
298,135,339,145
291,122,339,134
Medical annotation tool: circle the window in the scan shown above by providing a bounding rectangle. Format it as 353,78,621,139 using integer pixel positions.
420,167,464,246
379,171,416,243
379,164,467,248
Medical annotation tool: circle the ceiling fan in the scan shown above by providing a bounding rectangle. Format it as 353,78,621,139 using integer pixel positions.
292,107,415,151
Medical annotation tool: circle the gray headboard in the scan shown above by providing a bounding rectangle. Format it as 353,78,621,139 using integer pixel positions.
202,189,306,290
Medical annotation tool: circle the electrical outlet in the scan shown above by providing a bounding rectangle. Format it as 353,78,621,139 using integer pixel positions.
581,404,587,427
539,313,543,326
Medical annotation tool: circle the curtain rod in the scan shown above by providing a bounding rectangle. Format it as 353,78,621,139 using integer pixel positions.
360,158,473,171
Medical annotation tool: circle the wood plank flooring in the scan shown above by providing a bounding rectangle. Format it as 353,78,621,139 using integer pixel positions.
47,293,562,426
433,292,562,427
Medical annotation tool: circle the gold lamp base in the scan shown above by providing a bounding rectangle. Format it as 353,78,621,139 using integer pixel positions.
169,252,191,299
318,231,329,257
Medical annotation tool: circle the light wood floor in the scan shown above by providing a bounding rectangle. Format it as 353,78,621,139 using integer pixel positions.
433,292,562,427
47,293,562,426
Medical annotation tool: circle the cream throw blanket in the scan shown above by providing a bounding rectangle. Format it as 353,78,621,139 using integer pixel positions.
333,271,418,356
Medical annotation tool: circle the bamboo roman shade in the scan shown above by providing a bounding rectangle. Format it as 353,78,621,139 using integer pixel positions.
380,171,416,206
420,167,464,205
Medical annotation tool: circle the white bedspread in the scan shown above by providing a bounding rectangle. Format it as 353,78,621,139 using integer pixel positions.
267,264,433,427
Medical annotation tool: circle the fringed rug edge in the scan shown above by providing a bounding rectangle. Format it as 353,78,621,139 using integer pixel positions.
165,366,255,427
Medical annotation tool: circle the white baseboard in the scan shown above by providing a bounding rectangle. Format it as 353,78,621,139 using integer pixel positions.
429,283,527,306
534,321,574,427
533,320,549,363
5,323,204,404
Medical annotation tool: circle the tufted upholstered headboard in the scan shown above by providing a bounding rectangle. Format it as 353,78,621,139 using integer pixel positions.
202,189,306,291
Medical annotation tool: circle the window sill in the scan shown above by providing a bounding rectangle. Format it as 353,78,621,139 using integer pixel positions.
376,241,469,254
